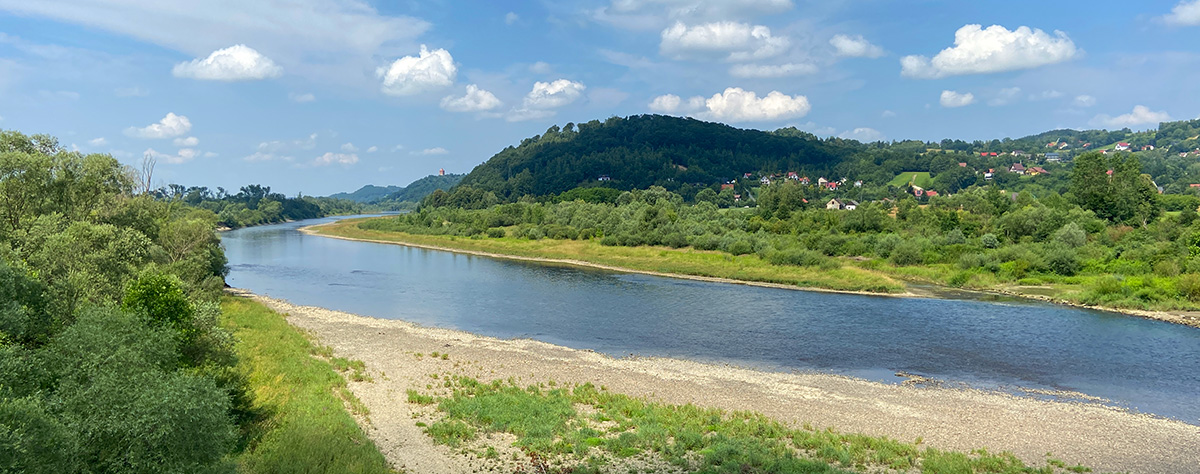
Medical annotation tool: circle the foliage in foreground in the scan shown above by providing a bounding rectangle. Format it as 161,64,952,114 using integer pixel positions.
220,296,392,474
414,376,1092,474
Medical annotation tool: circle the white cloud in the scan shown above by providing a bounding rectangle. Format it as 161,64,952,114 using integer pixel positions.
88,137,106,146
415,147,448,155
172,44,282,81
391,144,405,152
367,146,378,153
173,136,199,147
341,142,358,152
529,61,553,74
1089,105,1171,128
145,147,200,164
507,79,586,121
313,152,358,166
440,84,503,112
243,152,293,162
125,113,192,139
901,24,1078,79
378,45,456,96
594,0,794,30
648,94,706,113
839,127,885,142
1073,95,1097,107
115,86,148,97
988,87,1021,106
881,110,896,118
729,63,817,78
0,1,430,88
659,21,789,61
830,34,883,58
289,92,315,103
702,87,810,122
505,12,519,25
940,90,975,108
1165,0,1200,26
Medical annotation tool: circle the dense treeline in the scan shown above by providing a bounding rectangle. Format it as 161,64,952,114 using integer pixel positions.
0,130,247,472
155,183,362,229
365,173,465,211
373,151,1200,311
446,115,1200,206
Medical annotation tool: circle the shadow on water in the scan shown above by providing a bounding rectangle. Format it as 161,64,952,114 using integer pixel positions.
223,216,1200,425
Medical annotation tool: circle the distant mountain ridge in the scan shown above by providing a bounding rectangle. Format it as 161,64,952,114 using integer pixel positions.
328,174,464,205
328,185,403,203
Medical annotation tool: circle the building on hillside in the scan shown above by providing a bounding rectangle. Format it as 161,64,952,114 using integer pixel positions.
598,175,611,181
826,198,860,210
1009,163,1026,174
439,168,445,176
925,190,939,197
799,176,810,185
760,176,771,185
1045,153,1061,162
720,183,735,191
817,177,828,187
787,172,799,180
984,169,994,180
912,186,924,197
1142,145,1156,151
958,162,968,167
1028,166,1049,176
1115,142,1131,151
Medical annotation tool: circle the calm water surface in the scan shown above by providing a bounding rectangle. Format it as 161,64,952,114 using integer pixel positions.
224,216,1200,424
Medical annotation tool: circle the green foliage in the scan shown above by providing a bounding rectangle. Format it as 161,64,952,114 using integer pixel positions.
123,273,197,347
0,396,81,474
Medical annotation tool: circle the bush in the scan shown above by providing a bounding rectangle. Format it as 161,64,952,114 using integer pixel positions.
980,233,1000,249
1177,274,1200,302
890,240,924,266
0,396,81,474
874,234,903,258
724,239,754,256
765,248,828,267
486,227,506,238
1053,223,1087,248
690,233,721,251
1044,245,1081,276
1155,260,1181,277
123,273,196,347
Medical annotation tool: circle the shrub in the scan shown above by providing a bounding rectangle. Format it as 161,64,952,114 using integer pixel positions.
1154,260,1181,277
486,227,506,238
123,273,196,346
0,396,81,474
890,240,924,266
725,239,754,256
1177,274,1200,302
1053,223,1087,248
980,233,1000,249
1044,245,1081,276
944,229,966,245
874,234,903,258
765,248,828,267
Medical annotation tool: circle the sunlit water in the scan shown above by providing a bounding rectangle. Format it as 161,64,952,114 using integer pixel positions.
224,216,1200,424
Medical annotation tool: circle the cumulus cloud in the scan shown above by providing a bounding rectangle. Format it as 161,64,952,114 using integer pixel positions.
940,90,975,108
341,142,358,152
378,45,456,96
145,147,200,164
1074,95,1097,107
648,94,706,113
729,63,817,78
125,113,192,139
1164,0,1200,26
881,110,896,118
88,137,107,146
839,127,885,142
830,34,883,58
660,21,789,61
415,147,448,155
702,87,810,122
289,92,315,103
367,146,378,153
243,152,293,162
507,79,586,122
1089,105,1171,128
440,84,503,112
505,12,519,25
172,44,282,81
594,0,794,30
1029,90,1063,101
988,87,1021,106
529,61,553,74
313,152,358,166
173,136,199,147
901,25,1078,79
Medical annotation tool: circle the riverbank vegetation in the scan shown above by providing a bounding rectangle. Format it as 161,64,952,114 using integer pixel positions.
0,130,389,472
407,375,1093,473
339,149,1200,316
154,183,363,229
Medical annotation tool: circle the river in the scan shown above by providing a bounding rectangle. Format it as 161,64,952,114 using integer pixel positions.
223,216,1200,424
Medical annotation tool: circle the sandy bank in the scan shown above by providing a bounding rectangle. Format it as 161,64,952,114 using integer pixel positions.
301,221,1200,329
234,289,1200,474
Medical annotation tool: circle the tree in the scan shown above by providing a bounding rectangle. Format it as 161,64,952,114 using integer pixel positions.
1071,152,1161,225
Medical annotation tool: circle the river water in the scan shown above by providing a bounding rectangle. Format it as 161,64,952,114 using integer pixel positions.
223,216,1200,424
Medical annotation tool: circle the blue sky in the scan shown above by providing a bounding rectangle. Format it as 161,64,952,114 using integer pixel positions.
1,0,1198,195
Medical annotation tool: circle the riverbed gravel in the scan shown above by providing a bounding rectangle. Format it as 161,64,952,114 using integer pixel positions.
236,290,1200,474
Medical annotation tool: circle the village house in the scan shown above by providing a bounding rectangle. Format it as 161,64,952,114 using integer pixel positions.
1028,166,1049,176
1045,153,1061,162
1114,142,1131,151
799,176,810,185
787,172,799,180
1009,163,1026,175
720,183,735,191
760,176,771,185
826,198,860,210
984,169,994,180
912,186,924,197
817,177,828,187
925,190,939,197
598,175,611,181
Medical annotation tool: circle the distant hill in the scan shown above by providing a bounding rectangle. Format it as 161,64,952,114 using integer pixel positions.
381,173,464,203
458,114,861,200
327,185,403,203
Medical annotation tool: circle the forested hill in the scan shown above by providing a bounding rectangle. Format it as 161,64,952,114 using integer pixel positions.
382,173,464,203
328,185,403,203
458,114,863,200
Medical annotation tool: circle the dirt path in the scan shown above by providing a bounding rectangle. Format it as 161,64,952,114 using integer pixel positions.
238,290,1200,474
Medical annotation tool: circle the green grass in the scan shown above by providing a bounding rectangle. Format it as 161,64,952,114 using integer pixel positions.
221,296,394,474
314,219,906,294
887,171,933,188
412,376,1089,474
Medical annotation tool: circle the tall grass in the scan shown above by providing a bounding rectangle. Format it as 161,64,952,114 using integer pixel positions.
221,296,393,474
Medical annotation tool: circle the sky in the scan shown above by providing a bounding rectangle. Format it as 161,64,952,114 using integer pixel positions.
1,0,1199,196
